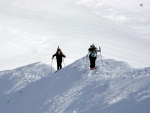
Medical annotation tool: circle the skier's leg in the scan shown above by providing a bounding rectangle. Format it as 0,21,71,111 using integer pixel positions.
58,61,62,70
93,58,96,68
60,63,62,69
57,62,59,70
90,58,93,68
91,57,96,69
90,58,92,68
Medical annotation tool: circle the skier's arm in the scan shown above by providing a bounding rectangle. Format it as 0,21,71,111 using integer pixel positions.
52,54,56,59
62,54,66,58
88,51,91,57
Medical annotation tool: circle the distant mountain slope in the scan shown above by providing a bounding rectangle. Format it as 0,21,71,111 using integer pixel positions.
0,62,54,94
0,56,150,113
0,0,150,71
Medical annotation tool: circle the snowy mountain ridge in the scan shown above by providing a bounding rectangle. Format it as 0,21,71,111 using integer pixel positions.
0,56,150,113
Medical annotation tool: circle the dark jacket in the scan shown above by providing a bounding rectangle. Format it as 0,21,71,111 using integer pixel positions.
52,53,66,62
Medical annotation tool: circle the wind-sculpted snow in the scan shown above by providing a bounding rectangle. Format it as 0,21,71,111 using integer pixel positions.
0,62,54,94
0,57,150,113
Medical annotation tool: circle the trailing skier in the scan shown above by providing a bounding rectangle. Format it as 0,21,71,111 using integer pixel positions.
88,44,100,70
52,46,66,70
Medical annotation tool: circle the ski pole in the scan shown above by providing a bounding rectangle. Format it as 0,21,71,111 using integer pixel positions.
86,54,88,64
50,59,53,73
84,54,88,73
63,58,65,67
99,46,103,65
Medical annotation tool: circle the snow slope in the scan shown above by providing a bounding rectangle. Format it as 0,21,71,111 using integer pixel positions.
0,57,150,113
0,0,150,71
77,0,150,38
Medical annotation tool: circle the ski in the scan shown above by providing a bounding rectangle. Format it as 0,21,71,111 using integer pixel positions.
54,71,58,73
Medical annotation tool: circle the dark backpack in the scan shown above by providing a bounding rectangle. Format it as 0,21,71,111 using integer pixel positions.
88,44,97,58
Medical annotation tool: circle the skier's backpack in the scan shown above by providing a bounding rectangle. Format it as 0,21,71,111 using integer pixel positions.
88,44,97,58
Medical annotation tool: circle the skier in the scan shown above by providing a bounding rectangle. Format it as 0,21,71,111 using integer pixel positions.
52,46,66,70
88,44,99,70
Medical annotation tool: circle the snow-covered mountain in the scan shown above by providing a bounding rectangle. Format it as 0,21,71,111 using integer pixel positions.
0,0,150,112
0,0,150,71
0,57,150,113
77,0,150,36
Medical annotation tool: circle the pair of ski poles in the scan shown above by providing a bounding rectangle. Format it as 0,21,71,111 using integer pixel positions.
50,58,65,73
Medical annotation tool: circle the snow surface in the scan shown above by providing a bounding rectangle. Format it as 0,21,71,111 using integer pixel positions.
0,1,150,112
0,0,150,71
0,56,150,113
